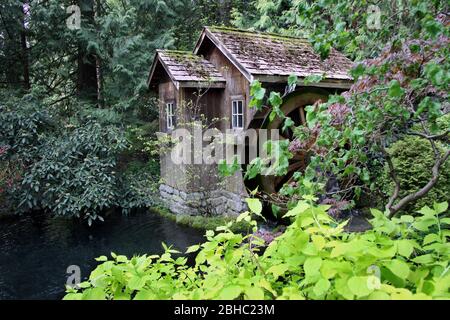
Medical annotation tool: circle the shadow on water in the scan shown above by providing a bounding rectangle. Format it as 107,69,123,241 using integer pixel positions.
0,209,204,300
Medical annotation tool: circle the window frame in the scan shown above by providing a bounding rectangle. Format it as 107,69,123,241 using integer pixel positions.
166,102,175,130
231,99,244,129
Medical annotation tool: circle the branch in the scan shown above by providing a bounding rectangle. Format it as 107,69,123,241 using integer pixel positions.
381,142,401,213
47,90,76,106
388,148,450,217
407,130,449,141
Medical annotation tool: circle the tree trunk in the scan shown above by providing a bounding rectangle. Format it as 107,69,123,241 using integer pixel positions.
94,0,104,107
20,1,30,90
76,0,98,102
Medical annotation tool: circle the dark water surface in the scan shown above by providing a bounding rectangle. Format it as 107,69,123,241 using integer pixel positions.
0,210,204,300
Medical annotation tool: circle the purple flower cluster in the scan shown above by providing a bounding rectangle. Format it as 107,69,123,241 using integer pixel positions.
0,145,9,156
320,198,350,219
288,139,306,153
328,103,349,126
349,34,450,97
252,228,285,246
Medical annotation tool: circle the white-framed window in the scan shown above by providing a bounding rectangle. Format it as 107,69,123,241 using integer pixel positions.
166,102,175,130
231,100,244,129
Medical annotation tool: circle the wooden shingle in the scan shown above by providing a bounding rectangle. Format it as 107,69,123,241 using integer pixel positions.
196,27,353,82
148,50,226,88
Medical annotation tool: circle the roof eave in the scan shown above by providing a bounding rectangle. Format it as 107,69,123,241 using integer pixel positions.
179,81,226,89
147,52,184,91
253,74,353,89
147,51,160,88
149,49,227,90
193,27,208,55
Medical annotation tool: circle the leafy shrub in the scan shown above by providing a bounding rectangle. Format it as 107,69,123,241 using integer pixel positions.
377,136,450,213
16,122,127,222
76,106,123,125
0,98,53,215
0,146,21,216
118,169,159,214
65,198,450,300
124,121,160,158
0,97,160,222
0,99,54,163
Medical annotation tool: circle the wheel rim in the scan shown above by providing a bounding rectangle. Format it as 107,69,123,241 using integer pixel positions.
252,89,329,195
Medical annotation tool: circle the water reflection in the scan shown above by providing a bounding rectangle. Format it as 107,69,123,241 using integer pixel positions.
0,210,204,300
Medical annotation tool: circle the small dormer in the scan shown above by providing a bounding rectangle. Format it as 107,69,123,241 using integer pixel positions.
148,50,226,132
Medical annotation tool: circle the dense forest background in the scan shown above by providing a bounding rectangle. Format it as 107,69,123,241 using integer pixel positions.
1,0,448,225
0,0,256,222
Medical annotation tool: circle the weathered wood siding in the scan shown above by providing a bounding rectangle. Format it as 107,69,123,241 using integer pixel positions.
158,80,178,132
205,47,254,130
158,80,187,191
182,88,224,126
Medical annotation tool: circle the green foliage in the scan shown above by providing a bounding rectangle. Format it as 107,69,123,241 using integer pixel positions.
0,96,54,162
232,0,448,61
16,121,127,222
65,199,450,300
0,97,158,223
218,156,240,177
244,8,449,215
119,160,160,214
377,136,450,213
249,80,266,110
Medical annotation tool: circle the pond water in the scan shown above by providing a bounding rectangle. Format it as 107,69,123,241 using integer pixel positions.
0,210,204,300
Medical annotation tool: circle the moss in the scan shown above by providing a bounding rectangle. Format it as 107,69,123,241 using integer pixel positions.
160,50,199,61
150,205,251,233
206,25,308,43
158,50,219,81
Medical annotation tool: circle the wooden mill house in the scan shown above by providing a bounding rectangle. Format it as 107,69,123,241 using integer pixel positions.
147,26,353,216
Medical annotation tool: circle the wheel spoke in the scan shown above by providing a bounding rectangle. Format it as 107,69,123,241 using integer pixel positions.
249,102,318,194
299,107,306,125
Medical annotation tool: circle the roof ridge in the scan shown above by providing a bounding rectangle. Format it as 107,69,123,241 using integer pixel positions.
205,26,308,42
157,49,195,54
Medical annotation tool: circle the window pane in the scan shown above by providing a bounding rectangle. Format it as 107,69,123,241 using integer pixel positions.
167,103,174,129
238,101,243,113
232,100,245,128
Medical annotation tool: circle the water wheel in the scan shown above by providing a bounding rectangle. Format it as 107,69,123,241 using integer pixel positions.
245,88,329,196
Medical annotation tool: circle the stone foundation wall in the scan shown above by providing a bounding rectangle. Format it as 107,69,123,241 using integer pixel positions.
159,184,247,216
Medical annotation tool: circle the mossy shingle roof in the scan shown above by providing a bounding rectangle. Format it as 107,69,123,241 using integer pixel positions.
154,49,226,83
201,26,353,81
